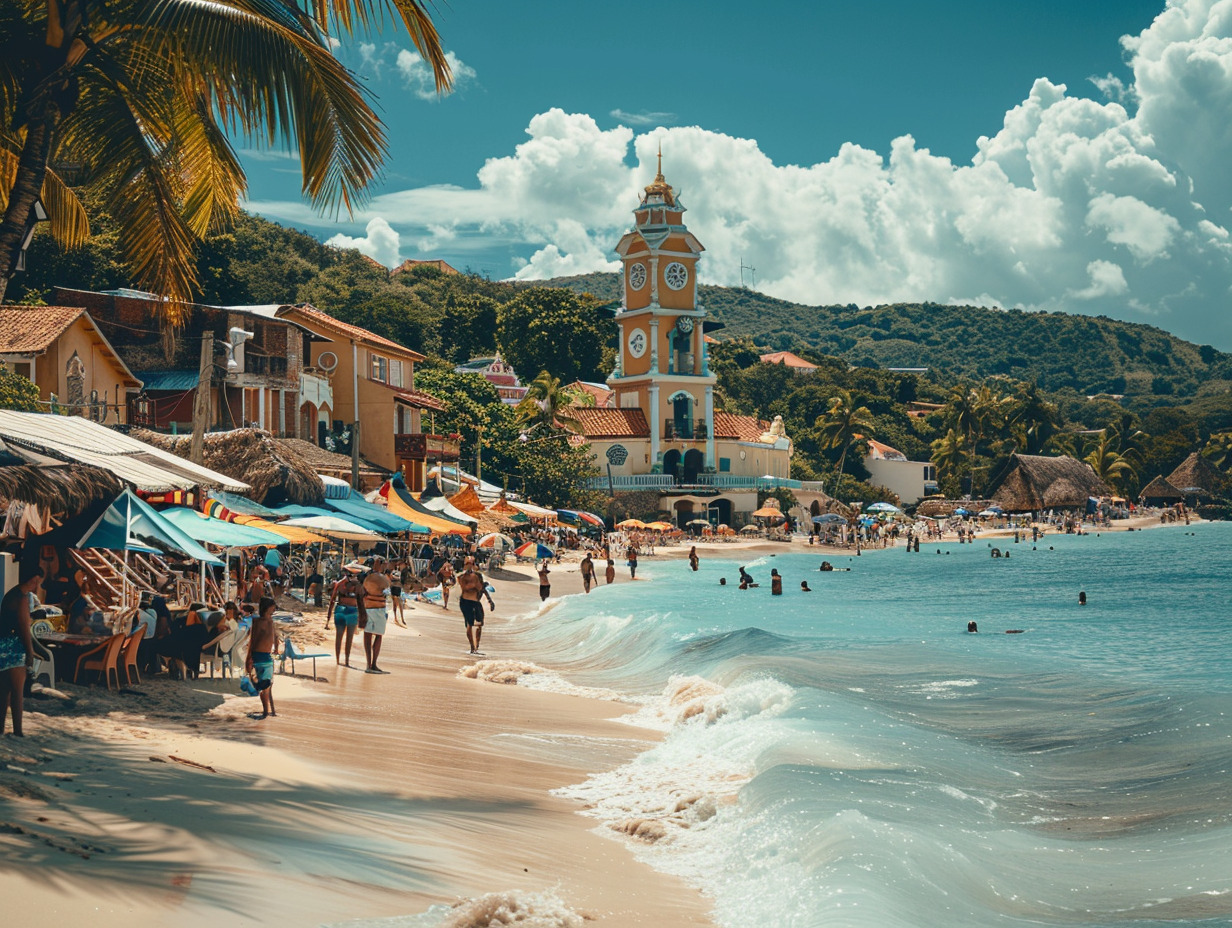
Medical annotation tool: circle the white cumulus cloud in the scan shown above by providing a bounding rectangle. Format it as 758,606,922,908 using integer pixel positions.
250,0,1232,348
326,217,401,267
397,50,477,100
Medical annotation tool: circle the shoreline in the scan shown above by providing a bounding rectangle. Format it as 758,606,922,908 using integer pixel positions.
0,515,1200,926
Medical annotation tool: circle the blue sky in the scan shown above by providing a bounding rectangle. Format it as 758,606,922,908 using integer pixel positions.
244,0,1232,349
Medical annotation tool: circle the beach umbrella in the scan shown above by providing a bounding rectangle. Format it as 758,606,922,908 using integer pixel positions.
751,506,785,521
740,524,762,533
280,514,383,541
514,541,554,559
866,502,901,513
977,508,1001,518
813,513,844,524
645,520,673,531
686,518,710,526
476,532,517,549
953,508,972,517
616,518,646,529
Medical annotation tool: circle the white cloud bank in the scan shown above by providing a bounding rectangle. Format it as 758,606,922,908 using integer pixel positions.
326,217,401,267
252,0,1232,347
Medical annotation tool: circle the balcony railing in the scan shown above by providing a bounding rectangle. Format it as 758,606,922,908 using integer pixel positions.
395,432,462,462
582,474,824,492
237,354,289,377
665,421,708,440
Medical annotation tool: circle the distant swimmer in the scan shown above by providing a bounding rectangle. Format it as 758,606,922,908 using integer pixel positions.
688,546,699,572
739,566,754,584
819,562,833,572
991,548,1001,558
770,569,783,595
801,581,812,592
1078,591,1087,605
967,620,978,633
1005,629,1025,634
719,577,727,586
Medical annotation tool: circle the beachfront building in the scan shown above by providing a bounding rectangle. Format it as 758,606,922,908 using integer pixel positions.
52,288,309,436
0,305,142,424
760,350,818,372
862,439,938,505
454,355,529,405
273,304,449,487
575,156,802,526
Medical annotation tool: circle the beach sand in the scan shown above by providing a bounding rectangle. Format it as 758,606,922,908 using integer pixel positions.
0,556,717,928
1,520,1192,926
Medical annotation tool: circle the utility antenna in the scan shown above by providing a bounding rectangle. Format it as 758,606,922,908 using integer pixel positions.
739,257,757,289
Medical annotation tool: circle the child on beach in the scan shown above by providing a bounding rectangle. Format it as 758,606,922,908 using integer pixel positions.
246,597,279,719
605,559,616,584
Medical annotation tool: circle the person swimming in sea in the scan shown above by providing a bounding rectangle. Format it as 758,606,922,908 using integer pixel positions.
1078,591,1087,605
738,566,753,585
801,581,812,592
967,620,978,633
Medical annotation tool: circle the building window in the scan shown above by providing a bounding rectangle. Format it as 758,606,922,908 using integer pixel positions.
370,355,387,382
10,361,31,381
719,457,731,472
389,359,403,388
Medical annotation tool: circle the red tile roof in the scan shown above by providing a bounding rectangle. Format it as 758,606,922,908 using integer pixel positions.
571,407,649,439
713,412,770,442
866,438,907,460
392,388,447,412
568,381,615,408
760,350,818,370
279,304,425,360
0,305,86,352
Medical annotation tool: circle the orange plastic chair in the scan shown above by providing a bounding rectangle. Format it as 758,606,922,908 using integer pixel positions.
75,634,125,690
120,627,145,686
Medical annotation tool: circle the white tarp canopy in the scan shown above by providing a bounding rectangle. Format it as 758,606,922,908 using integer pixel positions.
420,495,479,526
0,410,249,493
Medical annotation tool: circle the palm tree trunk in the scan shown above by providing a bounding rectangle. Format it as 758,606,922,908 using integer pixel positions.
0,113,56,302
836,444,848,479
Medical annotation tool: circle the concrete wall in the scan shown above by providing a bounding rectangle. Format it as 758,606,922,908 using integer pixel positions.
865,456,937,504
34,318,137,424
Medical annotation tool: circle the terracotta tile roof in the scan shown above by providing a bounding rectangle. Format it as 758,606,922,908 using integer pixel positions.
279,304,425,360
760,350,818,370
572,406,649,439
713,412,769,442
392,388,447,412
0,305,85,352
866,438,907,460
569,381,615,407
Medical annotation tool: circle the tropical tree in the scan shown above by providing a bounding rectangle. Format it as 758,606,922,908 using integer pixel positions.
1203,431,1232,470
1008,382,1060,455
495,288,608,384
515,370,582,436
0,0,451,310
1084,429,1136,493
929,427,967,497
815,389,875,478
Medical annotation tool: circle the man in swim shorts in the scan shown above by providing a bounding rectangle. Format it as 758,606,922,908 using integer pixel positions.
580,553,594,593
362,557,391,673
458,556,495,654
537,561,551,601
437,560,456,609
246,597,279,719
326,561,366,666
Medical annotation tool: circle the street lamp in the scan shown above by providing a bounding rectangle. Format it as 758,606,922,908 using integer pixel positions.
218,327,253,372
14,198,48,273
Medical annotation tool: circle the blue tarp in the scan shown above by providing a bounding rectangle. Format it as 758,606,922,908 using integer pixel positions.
325,489,424,534
78,490,222,565
212,490,286,518
160,507,288,549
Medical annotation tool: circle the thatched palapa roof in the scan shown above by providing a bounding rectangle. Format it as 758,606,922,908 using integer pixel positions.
132,428,324,506
1166,452,1222,496
915,498,994,518
0,463,122,516
1138,475,1184,503
989,454,1109,512
274,438,385,489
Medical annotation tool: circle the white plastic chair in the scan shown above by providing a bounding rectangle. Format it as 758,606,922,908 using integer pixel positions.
226,628,250,678
199,627,238,678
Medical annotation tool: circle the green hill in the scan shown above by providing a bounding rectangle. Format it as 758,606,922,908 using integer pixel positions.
542,272,1232,400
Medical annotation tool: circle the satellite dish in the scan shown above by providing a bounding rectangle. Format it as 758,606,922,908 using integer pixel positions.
317,351,338,373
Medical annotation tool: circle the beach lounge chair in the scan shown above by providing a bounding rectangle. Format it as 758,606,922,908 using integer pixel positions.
74,634,125,690
199,628,239,679
120,626,145,686
280,637,329,680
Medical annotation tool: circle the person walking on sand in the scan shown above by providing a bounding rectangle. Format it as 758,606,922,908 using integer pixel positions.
537,561,551,601
437,560,456,609
580,553,595,593
458,556,495,654
0,565,42,737
326,561,366,667
362,557,392,673
689,546,699,571
605,558,616,585
246,596,279,719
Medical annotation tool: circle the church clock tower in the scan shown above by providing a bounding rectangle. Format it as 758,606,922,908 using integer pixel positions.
609,150,716,479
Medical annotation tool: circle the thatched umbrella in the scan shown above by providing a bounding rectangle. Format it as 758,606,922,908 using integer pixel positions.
133,428,324,506
989,454,1109,512
1166,452,1222,498
0,463,122,518
1138,475,1184,506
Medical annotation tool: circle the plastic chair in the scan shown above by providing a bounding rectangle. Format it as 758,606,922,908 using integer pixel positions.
30,637,55,688
199,627,238,679
120,626,145,686
225,628,250,679
280,637,330,680
74,634,125,690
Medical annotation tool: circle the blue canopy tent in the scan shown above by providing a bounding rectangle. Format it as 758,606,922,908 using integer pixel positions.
159,507,287,549
78,490,222,609
324,489,426,535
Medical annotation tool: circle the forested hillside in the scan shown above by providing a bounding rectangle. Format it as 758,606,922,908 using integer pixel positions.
545,272,1232,402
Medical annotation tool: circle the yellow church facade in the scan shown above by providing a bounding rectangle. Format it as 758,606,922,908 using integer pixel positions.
574,156,793,526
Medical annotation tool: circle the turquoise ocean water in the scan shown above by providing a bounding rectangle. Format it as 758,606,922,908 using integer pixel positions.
500,523,1232,928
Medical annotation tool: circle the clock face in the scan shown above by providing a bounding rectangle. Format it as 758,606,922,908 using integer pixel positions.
627,327,648,359
676,315,694,334
627,262,647,291
664,261,689,291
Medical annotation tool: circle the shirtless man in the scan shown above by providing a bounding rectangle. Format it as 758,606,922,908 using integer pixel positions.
246,596,279,719
458,556,495,654
437,560,456,609
362,557,392,673
580,553,595,593
325,561,366,666
537,561,551,601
